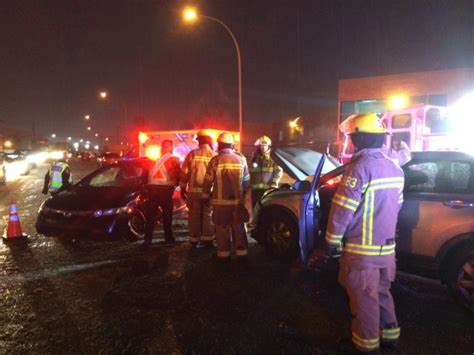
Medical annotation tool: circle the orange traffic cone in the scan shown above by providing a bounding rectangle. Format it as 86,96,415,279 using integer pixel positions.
3,199,29,243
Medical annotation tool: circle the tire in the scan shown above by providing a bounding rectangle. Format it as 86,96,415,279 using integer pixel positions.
446,247,474,314
124,210,147,242
260,210,299,261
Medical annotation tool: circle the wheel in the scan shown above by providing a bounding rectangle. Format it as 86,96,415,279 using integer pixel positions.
260,210,299,261
446,247,474,314
124,210,146,242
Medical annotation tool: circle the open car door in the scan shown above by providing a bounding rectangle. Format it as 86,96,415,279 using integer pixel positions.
298,155,326,263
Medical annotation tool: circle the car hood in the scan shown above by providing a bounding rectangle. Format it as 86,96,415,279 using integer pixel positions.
44,186,140,211
271,147,340,181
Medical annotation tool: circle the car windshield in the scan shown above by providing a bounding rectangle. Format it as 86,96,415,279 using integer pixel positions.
82,163,147,188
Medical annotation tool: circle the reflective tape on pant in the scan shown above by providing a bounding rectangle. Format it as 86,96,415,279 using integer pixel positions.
381,327,400,340
235,249,248,256
352,332,379,350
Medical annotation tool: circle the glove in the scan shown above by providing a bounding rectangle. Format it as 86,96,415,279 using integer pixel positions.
180,187,188,201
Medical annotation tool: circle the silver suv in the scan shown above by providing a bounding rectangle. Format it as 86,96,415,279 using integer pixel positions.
251,148,474,314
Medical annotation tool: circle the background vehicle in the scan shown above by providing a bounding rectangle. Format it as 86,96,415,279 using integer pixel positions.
97,152,120,167
36,158,154,241
251,148,474,314
0,155,6,185
3,151,31,175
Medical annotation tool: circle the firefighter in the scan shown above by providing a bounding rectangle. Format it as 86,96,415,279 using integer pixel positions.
42,151,72,195
180,129,217,248
202,132,250,262
142,139,181,249
323,113,404,353
249,135,282,207
384,139,411,166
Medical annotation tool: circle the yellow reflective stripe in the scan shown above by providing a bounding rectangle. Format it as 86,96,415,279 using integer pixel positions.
325,231,343,245
345,243,396,250
352,332,379,349
362,189,369,245
217,163,243,169
369,190,374,244
369,183,404,191
362,177,404,189
343,247,395,256
211,199,243,205
193,156,212,162
382,328,400,340
334,193,359,207
333,199,356,212
333,193,359,211
217,168,223,202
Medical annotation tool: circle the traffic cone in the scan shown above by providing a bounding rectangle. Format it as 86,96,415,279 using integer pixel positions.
3,199,29,243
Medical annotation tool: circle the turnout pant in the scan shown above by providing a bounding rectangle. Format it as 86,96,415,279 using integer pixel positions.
187,197,214,243
338,255,400,352
144,185,175,243
215,223,248,258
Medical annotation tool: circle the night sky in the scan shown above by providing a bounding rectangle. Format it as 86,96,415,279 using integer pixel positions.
0,0,472,141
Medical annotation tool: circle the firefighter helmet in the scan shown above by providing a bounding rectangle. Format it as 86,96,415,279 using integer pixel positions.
254,135,272,146
339,113,387,135
195,129,213,140
217,132,234,144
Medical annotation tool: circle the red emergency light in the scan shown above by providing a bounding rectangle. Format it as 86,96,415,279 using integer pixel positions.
138,132,149,144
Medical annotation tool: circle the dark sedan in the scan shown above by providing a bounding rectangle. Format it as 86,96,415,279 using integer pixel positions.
36,158,153,240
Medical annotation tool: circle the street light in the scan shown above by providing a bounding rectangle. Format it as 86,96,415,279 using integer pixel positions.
84,114,90,120
51,133,56,138
87,126,92,131
99,90,128,144
182,6,243,148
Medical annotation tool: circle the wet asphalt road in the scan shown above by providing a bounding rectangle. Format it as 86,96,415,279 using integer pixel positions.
0,159,472,354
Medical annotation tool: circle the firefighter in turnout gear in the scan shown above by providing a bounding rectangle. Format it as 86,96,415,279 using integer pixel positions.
42,151,72,195
180,129,217,247
249,135,282,207
325,113,404,353
202,132,250,261
142,139,181,249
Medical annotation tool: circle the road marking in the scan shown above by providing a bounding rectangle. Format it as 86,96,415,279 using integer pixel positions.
1,259,120,282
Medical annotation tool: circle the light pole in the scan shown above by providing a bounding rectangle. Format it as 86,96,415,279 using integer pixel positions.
98,90,128,144
183,7,243,148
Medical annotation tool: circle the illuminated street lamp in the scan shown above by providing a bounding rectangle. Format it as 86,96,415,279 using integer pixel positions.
98,90,128,144
182,6,243,147
84,114,90,120
4,140,12,148
95,133,99,137
87,126,92,131
67,137,72,141
105,137,109,141
99,91,107,99
51,133,56,138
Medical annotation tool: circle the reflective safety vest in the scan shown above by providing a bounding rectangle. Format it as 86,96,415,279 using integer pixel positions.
48,161,70,193
180,145,217,198
325,148,404,261
148,153,180,186
202,148,250,206
249,151,282,190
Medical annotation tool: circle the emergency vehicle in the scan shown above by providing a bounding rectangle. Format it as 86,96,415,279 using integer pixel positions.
137,129,240,220
334,101,471,163
138,129,240,162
